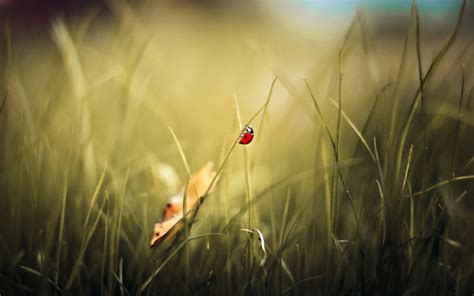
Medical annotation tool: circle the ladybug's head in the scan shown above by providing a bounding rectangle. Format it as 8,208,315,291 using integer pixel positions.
245,125,254,135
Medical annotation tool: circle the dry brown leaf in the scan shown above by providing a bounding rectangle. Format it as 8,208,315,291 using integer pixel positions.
150,161,217,248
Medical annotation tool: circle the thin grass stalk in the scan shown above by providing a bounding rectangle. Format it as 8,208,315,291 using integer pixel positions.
407,175,474,197
414,2,429,204
138,233,222,294
233,94,254,273
54,174,68,295
332,48,344,234
303,79,360,235
100,194,110,296
386,0,416,178
202,76,278,198
408,183,415,268
167,126,194,279
279,188,291,246
394,0,466,189
65,195,108,290
83,159,108,230
450,67,465,178
0,91,7,114
233,95,253,230
347,82,393,180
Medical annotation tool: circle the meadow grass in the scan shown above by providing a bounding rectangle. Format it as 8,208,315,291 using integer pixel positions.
1,1,474,295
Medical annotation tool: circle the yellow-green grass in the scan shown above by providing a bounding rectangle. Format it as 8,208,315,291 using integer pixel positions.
0,1,473,295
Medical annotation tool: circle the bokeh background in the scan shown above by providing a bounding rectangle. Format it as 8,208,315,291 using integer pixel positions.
1,0,473,295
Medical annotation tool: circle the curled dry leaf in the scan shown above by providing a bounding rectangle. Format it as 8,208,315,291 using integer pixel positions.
150,161,217,248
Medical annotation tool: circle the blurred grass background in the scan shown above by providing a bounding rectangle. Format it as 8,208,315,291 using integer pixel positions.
1,0,474,295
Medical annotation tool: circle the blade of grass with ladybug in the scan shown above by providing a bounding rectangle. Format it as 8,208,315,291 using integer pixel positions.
149,77,278,249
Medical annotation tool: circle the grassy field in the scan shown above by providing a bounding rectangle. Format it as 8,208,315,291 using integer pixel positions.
1,1,474,295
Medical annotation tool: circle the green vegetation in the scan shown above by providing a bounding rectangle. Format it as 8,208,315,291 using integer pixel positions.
1,1,473,295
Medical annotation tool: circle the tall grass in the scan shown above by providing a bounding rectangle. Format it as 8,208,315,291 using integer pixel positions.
1,1,474,295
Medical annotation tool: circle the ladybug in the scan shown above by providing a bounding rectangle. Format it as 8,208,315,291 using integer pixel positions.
239,125,254,145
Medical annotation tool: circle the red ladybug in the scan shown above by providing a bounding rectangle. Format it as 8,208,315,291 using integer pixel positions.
239,125,254,145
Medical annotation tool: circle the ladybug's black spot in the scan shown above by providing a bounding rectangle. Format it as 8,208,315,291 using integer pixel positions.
166,203,172,208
